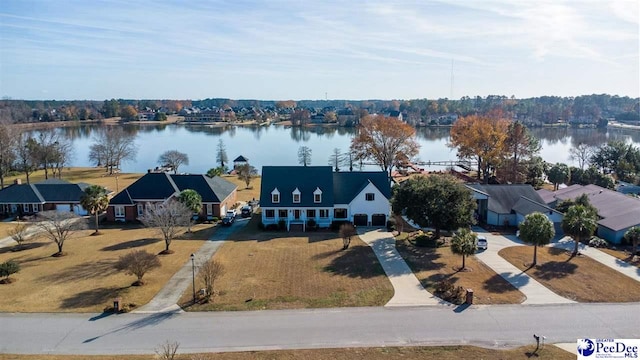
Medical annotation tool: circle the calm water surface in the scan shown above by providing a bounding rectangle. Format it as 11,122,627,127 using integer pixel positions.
40,124,640,174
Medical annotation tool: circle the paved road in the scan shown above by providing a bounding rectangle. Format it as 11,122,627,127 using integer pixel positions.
135,218,250,313
473,228,575,304
0,303,637,355
358,228,446,306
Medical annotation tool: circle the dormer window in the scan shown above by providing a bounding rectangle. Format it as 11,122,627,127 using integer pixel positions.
292,188,301,203
313,187,322,203
271,188,280,203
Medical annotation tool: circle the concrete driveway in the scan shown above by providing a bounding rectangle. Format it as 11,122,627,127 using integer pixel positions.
358,228,448,306
472,228,575,305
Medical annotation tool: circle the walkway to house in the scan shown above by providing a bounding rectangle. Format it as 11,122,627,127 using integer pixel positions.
472,228,576,305
357,228,447,307
550,237,640,282
134,218,250,313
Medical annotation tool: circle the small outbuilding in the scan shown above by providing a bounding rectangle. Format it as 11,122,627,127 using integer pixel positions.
233,155,249,169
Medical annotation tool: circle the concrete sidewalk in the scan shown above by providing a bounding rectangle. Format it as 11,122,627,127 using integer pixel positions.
473,228,575,305
358,228,447,307
551,237,640,282
134,218,250,313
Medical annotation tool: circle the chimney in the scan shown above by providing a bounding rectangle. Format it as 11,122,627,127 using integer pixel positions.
14,179,21,185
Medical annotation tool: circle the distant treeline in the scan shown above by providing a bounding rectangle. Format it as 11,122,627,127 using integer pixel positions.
1,94,638,125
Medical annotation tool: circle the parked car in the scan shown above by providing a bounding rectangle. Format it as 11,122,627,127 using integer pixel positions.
226,209,237,218
241,205,252,217
222,215,235,226
477,236,488,250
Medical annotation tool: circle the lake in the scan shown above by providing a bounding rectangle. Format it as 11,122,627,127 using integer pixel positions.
36,124,640,174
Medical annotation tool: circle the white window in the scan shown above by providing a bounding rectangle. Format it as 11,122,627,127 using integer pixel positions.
313,187,322,203
206,204,213,216
265,209,275,218
366,193,375,201
292,188,301,203
115,206,125,218
319,209,329,218
271,188,280,203
137,204,144,217
22,204,29,213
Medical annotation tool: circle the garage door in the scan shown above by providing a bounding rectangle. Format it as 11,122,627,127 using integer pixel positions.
353,214,368,226
371,214,386,226
56,204,71,213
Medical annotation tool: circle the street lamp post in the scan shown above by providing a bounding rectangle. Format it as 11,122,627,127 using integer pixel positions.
190,253,196,304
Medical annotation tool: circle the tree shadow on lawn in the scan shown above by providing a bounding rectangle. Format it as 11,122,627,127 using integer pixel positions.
100,238,161,251
0,242,48,254
530,261,578,280
61,285,129,309
37,259,119,284
395,241,445,272
323,246,387,278
483,274,526,293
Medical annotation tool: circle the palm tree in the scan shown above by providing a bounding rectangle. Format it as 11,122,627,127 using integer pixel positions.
80,185,109,235
450,228,477,270
178,189,202,232
561,205,597,256
624,226,640,255
518,212,555,266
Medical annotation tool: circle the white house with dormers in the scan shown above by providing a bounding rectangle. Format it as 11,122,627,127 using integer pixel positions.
260,166,391,231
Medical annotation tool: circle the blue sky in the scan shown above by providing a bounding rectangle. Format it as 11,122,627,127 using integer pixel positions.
1,0,638,100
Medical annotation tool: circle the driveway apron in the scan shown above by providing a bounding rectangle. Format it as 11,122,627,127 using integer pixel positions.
473,228,575,305
134,218,250,313
357,228,447,306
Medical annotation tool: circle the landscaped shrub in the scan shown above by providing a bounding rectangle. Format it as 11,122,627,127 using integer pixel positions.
410,231,438,248
435,279,465,304
278,219,286,230
589,236,609,248
386,218,396,232
330,220,351,231
265,224,279,231
307,219,317,230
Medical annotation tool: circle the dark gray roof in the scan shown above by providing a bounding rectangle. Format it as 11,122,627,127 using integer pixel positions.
549,184,640,231
260,166,334,207
34,183,85,203
333,172,391,204
233,155,248,162
467,184,544,214
0,184,43,204
512,197,559,217
0,179,89,204
536,189,555,204
109,173,237,205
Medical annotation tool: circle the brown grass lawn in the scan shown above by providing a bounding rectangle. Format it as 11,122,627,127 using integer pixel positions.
0,221,15,238
396,239,525,304
221,175,261,203
599,247,640,268
0,345,573,360
183,217,393,310
4,167,143,193
0,223,213,312
499,246,640,302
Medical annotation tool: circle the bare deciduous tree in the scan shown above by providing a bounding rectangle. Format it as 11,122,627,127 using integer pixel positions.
158,150,189,174
569,143,595,171
339,223,357,250
33,211,86,256
8,222,31,250
0,122,17,189
155,340,179,360
114,250,161,286
198,258,225,302
298,146,312,166
139,201,191,254
88,127,137,174
236,164,257,189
